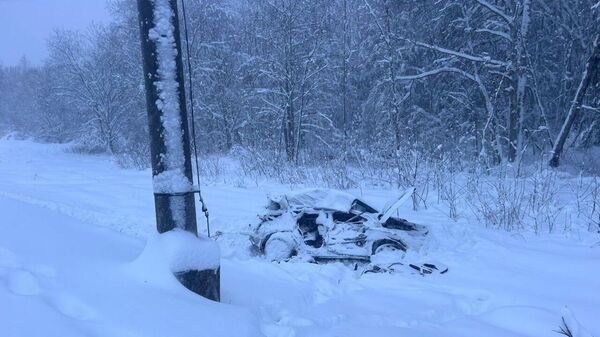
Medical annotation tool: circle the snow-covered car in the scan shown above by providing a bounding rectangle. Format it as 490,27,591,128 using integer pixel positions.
249,189,446,274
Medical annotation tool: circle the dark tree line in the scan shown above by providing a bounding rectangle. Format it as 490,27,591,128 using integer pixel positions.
1,0,599,170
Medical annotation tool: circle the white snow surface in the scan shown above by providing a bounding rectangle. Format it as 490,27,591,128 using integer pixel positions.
152,169,192,194
272,188,359,211
131,229,220,279
1,139,599,337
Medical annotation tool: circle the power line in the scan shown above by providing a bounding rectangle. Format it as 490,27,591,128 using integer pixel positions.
180,0,211,237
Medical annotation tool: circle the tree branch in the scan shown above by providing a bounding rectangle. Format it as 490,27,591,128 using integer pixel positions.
473,0,513,24
398,37,509,67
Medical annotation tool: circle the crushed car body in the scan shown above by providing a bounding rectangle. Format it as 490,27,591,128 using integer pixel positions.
249,189,447,275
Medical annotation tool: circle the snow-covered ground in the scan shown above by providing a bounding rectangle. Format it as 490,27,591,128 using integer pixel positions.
1,139,599,337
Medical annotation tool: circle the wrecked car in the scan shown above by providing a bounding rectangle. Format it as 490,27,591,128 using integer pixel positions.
249,189,447,275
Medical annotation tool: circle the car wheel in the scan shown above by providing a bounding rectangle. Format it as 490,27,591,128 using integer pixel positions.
371,239,406,255
263,233,296,261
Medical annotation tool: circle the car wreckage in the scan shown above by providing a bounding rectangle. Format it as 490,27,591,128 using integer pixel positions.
249,189,447,275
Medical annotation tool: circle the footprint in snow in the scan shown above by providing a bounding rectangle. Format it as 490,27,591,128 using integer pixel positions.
0,247,57,296
261,324,297,337
0,247,95,322
260,310,314,337
0,247,21,269
49,292,97,321
7,270,41,296
30,264,58,278
277,312,314,327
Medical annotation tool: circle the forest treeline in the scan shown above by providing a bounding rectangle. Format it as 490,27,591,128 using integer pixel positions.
1,0,599,172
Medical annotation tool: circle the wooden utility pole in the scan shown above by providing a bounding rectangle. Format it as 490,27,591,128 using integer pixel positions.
137,0,220,301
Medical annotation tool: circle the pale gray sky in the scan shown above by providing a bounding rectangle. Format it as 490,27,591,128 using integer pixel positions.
0,0,110,66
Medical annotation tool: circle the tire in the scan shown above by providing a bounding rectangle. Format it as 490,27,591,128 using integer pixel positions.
371,238,407,255
263,233,296,261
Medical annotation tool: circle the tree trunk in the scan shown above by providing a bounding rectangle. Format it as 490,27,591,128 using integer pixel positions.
507,0,530,162
341,0,349,155
507,11,520,162
549,34,600,168
284,101,296,162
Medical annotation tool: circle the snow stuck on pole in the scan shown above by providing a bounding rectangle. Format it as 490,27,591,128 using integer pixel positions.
137,0,220,301
148,0,191,231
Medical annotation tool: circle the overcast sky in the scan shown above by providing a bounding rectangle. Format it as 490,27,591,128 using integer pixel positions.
0,0,110,66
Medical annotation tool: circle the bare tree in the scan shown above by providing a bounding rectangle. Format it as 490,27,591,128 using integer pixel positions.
550,34,600,167
46,27,135,153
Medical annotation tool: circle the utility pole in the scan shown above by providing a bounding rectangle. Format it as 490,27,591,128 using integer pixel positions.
137,0,220,301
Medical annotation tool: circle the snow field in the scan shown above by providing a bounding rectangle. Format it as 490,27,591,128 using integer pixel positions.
0,139,599,337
